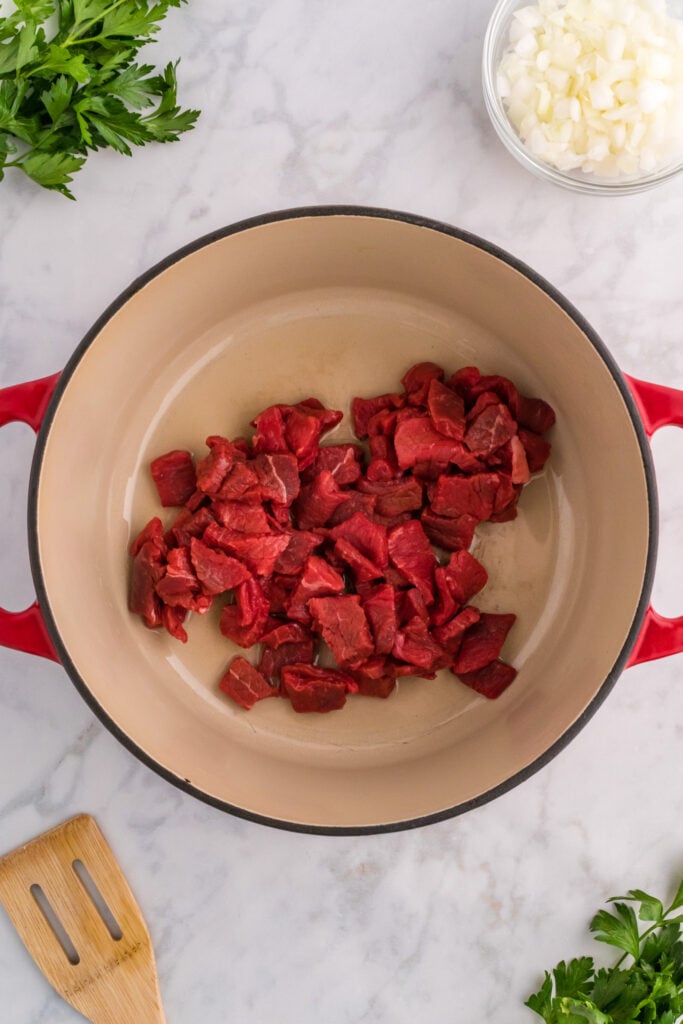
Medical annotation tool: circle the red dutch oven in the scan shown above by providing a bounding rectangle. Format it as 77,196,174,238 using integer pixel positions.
1,208,681,834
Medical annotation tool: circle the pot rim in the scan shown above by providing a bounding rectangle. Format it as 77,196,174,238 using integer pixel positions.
26,205,659,835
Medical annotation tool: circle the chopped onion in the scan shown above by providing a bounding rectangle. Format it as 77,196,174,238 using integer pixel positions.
496,0,683,177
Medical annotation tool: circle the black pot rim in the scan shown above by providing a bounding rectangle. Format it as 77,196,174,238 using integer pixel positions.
26,204,659,836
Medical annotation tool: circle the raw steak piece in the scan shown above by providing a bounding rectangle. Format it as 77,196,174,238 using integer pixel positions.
352,393,403,438
444,549,488,604
421,509,478,552
281,665,351,713
220,604,269,648
308,443,363,485
234,577,270,628
464,403,517,457
357,477,423,518
252,453,301,505
264,574,297,614
399,588,430,626
251,405,289,454
294,399,343,433
130,517,166,557
516,395,556,434
130,540,165,628
392,617,446,672
308,594,374,666
203,524,290,576
519,428,552,472
329,512,389,568
333,539,385,583
259,640,316,682
509,435,531,485
212,501,271,533
430,472,501,520
294,470,347,529
150,450,197,507
394,416,469,470
328,491,377,525
427,379,466,440
156,546,200,603
215,461,261,501
431,567,460,627
350,656,397,698
455,659,517,699
448,365,482,403
219,657,276,710
451,613,516,673
189,538,251,595
432,606,481,654
196,437,234,496
387,520,436,605
362,584,398,655
273,528,322,575
286,555,346,623
284,408,323,470
168,506,215,547
466,390,502,422
401,362,445,405
161,605,188,643
260,621,313,648
470,373,520,410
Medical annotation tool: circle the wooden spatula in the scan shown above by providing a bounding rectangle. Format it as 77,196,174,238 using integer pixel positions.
0,814,166,1024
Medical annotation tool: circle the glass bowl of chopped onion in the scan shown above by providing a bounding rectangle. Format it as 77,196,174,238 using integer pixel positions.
483,0,683,194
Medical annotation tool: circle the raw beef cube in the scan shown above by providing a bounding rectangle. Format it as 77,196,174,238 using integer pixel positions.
352,393,403,438
196,438,234,496
234,577,270,628
519,428,552,472
156,546,200,603
161,605,188,643
220,603,268,648
260,621,313,648
294,470,347,529
281,665,350,713
259,640,316,682
219,657,276,710
203,525,291,576
130,540,165,628
421,510,478,552
430,472,501,520
432,606,481,653
351,656,397,698
401,362,445,405
387,520,436,605
362,584,398,655
516,394,556,434
130,517,166,557
273,528,321,575
451,613,516,673
444,549,488,604
358,477,423,517
509,435,530,484
394,416,468,470
150,450,197,507
455,659,517,699
470,373,520,410
308,594,374,666
189,538,251,595
329,512,389,568
466,391,502,422
328,491,377,525
366,459,395,483
265,574,297,614
185,488,207,512
251,405,289,454
427,379,466,439
284,408,323,470
286,555,346,622
448,366,482,403
431,567,459,627
491,473,516,514
399,588,430,626
295,400,343,434
392,617,446,671
215,461,261,501
333,538,384,583
212,501,271,533
168,506,215,547
253,452,301,505
465,403,517,457
308,443,363,485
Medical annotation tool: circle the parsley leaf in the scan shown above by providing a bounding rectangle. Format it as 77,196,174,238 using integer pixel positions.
0,0,198,197
526,876,683,1024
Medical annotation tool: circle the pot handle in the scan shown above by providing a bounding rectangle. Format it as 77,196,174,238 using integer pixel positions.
624,374,683,667
0,374,61,662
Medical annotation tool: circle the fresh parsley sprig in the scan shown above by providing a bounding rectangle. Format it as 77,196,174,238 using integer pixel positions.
0,0,199,198
526,877,683,1024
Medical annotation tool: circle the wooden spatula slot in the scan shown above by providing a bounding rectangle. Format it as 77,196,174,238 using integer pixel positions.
0,815,166,1024
30,883,81,966
72,859,123,942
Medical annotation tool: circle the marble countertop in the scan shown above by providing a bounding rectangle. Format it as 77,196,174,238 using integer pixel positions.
1,1,682,1021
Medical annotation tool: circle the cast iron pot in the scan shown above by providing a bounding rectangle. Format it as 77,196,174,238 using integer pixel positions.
1,207,681,834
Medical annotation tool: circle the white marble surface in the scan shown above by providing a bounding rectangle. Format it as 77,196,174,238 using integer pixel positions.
0,1,682,1021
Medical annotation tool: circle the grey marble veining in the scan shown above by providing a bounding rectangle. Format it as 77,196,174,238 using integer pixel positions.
0,1,682,1021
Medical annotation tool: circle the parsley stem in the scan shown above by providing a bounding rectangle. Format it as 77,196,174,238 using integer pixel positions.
63,0,129,46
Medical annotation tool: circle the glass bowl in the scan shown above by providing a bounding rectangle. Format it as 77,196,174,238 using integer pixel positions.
482,0,683,195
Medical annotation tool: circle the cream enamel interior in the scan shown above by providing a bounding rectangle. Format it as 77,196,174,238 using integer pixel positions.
35,214,650,830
